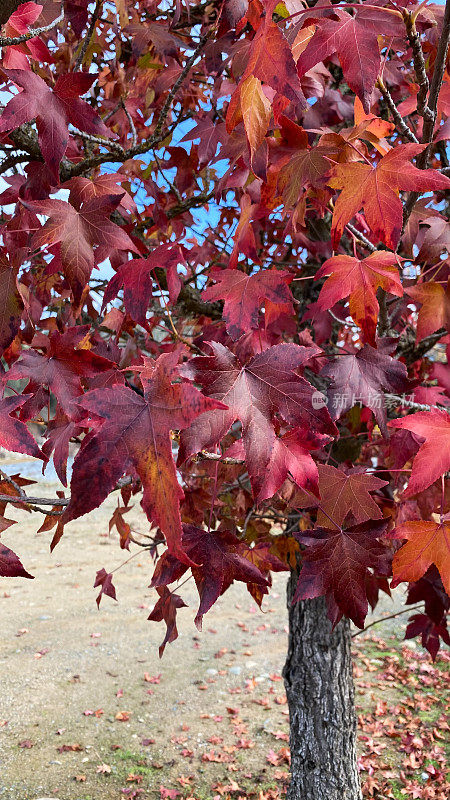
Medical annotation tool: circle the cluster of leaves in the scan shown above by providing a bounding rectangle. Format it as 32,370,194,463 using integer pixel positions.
0,0,449,661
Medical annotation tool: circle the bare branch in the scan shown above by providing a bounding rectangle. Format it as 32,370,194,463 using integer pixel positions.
70,127,125,155
198,451,244,465
423,0,450,140
0,476,134,513
396,327,447,363
403,11,433,123
0,151,30,174
377,77,419,144
351,604,424,638
385,394,450,413
120,100,137,149
73,0,102,72
345,222,377,252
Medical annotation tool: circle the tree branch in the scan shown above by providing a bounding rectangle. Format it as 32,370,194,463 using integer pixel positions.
120,99,137,149
396,327,447,363
345,221,377,252
351,604,424,638
422,0,450,143
377,77,419,144
403,10,433,123
385,394,450,413
0,4,63,46
62,29,213,179
73,0,102,71
0,476,134,514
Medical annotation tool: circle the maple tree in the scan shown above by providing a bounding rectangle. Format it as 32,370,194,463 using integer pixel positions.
0,1,449,799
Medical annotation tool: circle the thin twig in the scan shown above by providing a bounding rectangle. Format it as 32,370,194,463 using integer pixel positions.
422,0,450,141
377,77,419,144
403,11,433,123
0,493,67,507
102,100,123,123
154,153,182,202
120,99,137,149
70,127,125,154
351,603,424,638
0,4,63,47
345,221,377,252
198,450,243,465
0,475,134,512
152,32,212,142
385,394,450,413
0,470,25,497
73,0,102,71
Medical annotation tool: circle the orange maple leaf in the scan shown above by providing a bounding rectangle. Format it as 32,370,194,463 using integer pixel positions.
392,520,450,595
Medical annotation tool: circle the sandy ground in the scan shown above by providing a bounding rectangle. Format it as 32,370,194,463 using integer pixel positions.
0,459,414,800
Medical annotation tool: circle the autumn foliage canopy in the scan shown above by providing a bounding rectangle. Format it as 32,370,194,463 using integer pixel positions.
0,0,449,660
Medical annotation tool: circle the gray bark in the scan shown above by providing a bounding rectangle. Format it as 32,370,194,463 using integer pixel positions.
283,569,362,800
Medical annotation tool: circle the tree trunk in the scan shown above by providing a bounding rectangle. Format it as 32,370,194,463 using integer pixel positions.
283,568,362,800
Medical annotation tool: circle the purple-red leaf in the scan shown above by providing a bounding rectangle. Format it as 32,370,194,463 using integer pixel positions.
294,519,391,628
0,70,113,180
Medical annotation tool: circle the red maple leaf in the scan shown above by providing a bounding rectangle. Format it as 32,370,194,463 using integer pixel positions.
404,567,450,659
103,244,184,327
258,428,332,503
202,268,293,341
328,144,450,249
178,342,336,496
7,327,117,415
151,524,268,628
2,2,53,70
0,70,114,179
64,173,137,216
389,410,450,497
241,12,305,106
297,8,386,111
406,280,450,341
0,248,23,357
316,465,388,529
64,352,225,563
41,411,85,487
294,519,391,628
94,568,117,608
391,520,450,597
25,195,137,301
240,540,288,606
0,395,44,460
228,194,259,269
109,504,133,550
0,543,34,579
314,253,403,345
148,586,188,657
321,343,409,435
